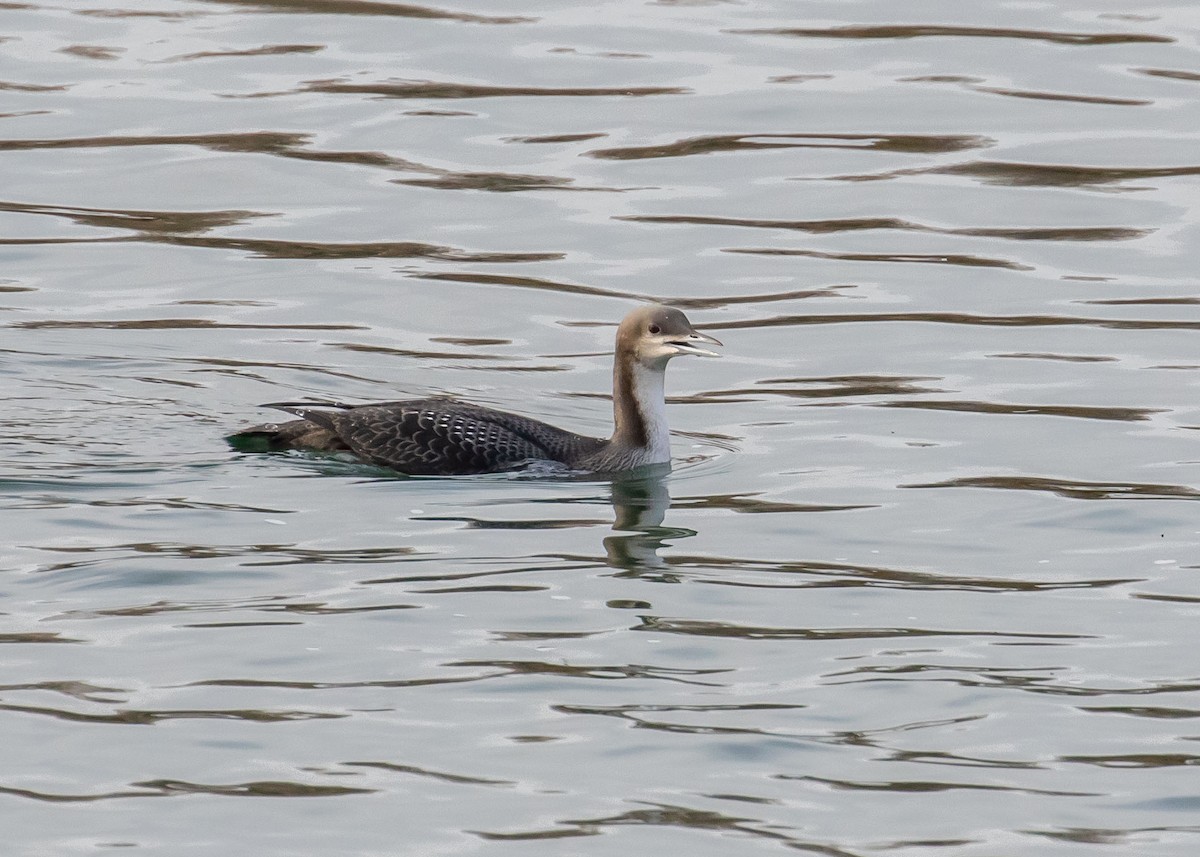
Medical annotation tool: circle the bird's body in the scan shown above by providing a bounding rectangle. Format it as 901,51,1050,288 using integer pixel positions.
230,305,721,475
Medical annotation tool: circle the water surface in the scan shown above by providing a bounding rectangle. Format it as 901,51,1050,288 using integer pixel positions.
3,1,1200,855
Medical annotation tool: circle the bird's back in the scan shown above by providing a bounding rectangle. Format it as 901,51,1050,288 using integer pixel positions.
235,397,605,475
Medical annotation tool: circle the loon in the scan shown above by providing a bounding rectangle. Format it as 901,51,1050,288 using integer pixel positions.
230,304,722,475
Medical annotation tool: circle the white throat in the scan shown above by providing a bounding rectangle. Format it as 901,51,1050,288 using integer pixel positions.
627,362,671,462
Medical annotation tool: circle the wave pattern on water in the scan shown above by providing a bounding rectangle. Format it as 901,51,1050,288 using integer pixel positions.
730,24,1174,46
3,1,1200,855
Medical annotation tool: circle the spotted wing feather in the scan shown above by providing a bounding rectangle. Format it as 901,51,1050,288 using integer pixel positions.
248,397,606,474
320,400,562,475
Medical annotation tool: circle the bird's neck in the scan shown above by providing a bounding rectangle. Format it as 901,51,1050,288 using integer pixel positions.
610,351,671,462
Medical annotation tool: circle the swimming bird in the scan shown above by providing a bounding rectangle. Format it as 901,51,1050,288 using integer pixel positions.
230,304,722,475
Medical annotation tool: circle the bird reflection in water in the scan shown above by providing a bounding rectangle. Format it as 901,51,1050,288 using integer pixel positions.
603,466,695,581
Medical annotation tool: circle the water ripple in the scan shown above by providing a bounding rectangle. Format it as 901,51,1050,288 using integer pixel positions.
879,400,1163,423
907,476,1200,501
28,541,423,569
831,159,1200,188
0,701,341,725
732,24,1173,46
474,802,821,851
0,777,372,803
448,659,730,686
343,761,514,787
726,247,1031,270
798,774,1096,798
903,75,1153,107
711,312,1200,332
160,43,324,62
623,214,1151,242
297,79,688,99
589,132,991,161
194,0,534,24
633,617,1091,642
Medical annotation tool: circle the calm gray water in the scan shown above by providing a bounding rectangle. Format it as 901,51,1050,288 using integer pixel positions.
3,1,1200,855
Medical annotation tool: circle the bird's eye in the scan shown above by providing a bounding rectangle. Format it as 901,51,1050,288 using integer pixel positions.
649,324,661,334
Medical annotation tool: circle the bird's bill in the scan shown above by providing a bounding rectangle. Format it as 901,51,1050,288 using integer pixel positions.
670,329,722,358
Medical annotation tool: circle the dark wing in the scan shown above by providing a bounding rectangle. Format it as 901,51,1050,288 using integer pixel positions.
301,399,557,475
459,403,605,464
